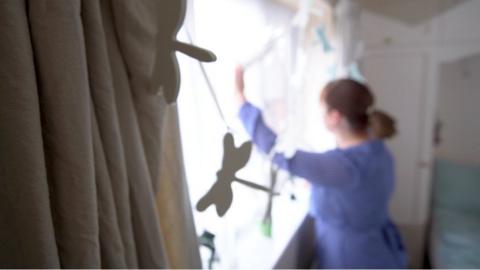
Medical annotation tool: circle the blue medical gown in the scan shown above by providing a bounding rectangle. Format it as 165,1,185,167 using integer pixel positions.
239,102,408,268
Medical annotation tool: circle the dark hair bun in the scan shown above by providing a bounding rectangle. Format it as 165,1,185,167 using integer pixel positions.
370,110,397,139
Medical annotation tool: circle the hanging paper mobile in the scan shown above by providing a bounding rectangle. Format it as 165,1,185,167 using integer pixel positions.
196,133,277,217
150,0,216,104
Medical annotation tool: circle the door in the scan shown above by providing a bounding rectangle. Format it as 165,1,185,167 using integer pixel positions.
362,53,432,267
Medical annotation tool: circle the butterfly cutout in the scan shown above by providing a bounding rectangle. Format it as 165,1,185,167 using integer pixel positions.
151,0,216,104
197,133,278,217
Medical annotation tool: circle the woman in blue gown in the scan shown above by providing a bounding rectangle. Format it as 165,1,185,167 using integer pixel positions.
235,67,408,269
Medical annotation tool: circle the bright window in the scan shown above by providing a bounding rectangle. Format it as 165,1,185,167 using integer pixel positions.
177,0,336,268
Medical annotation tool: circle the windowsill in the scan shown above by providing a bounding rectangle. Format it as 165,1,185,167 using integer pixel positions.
232,183,311,269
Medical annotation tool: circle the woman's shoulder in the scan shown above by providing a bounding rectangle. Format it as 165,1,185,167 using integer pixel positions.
340,139,392,169
341,138,384,154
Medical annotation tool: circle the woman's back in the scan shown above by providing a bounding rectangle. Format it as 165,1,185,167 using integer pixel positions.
307,140,407,268
309,139,395,230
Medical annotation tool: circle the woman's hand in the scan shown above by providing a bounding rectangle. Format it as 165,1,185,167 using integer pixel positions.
235,65,246,104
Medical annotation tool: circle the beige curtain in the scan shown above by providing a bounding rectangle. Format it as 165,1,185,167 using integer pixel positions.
156,105,202,269
0,0,201,268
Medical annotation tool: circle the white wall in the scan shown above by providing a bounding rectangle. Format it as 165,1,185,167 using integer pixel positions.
359,0,480,267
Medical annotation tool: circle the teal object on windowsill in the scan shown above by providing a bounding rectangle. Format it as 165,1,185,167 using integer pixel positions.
261,219,272,238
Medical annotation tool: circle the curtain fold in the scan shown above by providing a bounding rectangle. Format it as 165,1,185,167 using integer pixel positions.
0,0,202,268
82,0,138,267
100,0,168,267
28,0,100,267
91,112,127,268
0,1,59,268
109,0,166,195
